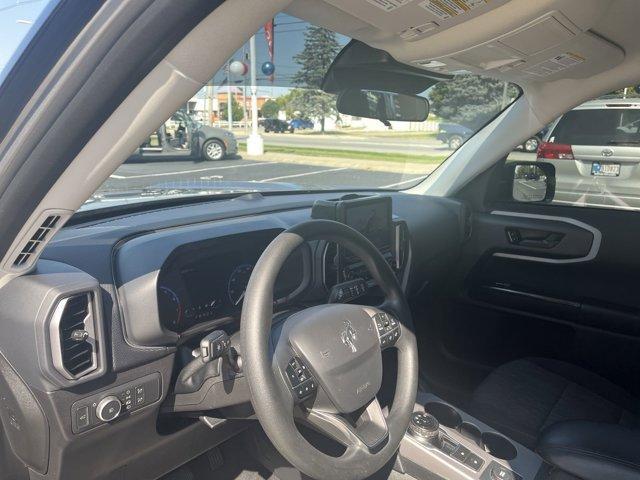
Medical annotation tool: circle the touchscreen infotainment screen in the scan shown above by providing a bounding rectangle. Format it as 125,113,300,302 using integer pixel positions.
342,197,392,256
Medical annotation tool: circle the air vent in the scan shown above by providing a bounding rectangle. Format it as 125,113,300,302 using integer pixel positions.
13,215,60,268
5,210,72,273
50,292,99,380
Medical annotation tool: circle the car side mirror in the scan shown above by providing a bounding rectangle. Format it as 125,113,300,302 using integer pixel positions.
508,162,556,203
336,89,429,122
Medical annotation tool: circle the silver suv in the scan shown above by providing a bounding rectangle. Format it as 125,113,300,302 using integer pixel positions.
538,98,640,209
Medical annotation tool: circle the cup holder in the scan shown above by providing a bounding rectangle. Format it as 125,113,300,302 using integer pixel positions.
481,432,517,460
458,422,483,447
424,401,462,429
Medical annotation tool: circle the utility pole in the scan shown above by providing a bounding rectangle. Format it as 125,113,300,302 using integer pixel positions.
226,60,233,131
206,84,213,126
246,35,264,155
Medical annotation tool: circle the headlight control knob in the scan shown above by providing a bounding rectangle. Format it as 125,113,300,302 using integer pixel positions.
408,412,441,445
96,396,121,422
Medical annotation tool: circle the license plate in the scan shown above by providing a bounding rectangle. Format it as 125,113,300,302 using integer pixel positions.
591,162,620,177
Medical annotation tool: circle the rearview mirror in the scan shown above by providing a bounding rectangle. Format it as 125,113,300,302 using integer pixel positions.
336,89,429,122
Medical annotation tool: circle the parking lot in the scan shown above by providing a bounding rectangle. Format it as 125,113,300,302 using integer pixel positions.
97,134,536,197
102,157,431,192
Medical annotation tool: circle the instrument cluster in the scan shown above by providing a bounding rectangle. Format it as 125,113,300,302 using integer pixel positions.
157,230,308,333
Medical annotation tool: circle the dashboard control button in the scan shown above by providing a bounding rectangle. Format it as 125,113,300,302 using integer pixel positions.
451,445,471,463
96,396,122,422
440,437,458,455
465,453,484,471
490,464,517,480
76,406,90,429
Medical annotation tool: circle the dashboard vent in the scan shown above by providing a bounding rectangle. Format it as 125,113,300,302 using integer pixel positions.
51,292,99,380
13,215,60,268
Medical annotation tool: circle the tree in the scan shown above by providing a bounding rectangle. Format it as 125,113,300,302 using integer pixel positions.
292,26,340,132
219,95,244,122
429,75,519,129
260,99,280,118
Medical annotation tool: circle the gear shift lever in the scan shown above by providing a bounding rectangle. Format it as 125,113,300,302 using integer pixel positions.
408,412,442,447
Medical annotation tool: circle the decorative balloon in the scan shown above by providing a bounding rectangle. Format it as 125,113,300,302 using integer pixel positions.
261,61,275,76
229,60,248,76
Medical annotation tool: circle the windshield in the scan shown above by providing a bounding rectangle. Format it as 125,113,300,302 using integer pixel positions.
0,0,56,80
85,15,519,211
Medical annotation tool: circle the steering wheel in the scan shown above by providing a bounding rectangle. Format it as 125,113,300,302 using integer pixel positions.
241,220,418,480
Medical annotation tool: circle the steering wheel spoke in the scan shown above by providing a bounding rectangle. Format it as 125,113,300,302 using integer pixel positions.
298,397,389,453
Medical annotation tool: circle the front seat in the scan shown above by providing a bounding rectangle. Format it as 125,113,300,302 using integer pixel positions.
469,358,640,450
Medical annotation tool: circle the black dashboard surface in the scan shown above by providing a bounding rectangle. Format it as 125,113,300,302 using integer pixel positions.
41,191,464,358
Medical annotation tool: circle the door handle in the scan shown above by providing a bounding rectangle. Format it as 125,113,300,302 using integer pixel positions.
505,227,564,249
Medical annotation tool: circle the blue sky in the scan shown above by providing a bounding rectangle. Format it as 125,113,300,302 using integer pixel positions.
211,13,349,97
0,0,52,75
0,7,348,99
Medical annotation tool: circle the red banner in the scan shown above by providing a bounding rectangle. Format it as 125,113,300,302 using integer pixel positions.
264,19,274,82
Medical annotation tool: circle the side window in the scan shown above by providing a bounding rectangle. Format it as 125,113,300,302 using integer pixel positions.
507,90,640,212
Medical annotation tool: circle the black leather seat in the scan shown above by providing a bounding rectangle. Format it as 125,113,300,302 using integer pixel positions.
469,358,640,450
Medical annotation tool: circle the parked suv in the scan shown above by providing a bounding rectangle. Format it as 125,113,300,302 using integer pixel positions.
262,118,293,133
129,110,237,161
538,98,640,209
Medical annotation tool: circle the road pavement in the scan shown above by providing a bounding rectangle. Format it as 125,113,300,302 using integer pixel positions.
98,143,535,198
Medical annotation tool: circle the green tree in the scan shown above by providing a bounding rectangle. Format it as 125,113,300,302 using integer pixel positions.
219,95,244,122
429,75,519,129
260,99,280,118
292,26,340,132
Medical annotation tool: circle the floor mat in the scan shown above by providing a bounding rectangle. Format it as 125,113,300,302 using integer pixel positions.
161,436,277,480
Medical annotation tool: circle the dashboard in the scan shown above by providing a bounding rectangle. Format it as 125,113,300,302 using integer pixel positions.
0,190,465,480
157,229,309,333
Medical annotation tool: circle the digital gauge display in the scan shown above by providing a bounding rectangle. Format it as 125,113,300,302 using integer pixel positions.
157,230,307,333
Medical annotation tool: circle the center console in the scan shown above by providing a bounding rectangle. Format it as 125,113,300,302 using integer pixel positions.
398,392,544,480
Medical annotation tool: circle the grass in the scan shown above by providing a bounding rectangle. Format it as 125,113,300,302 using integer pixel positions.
295,130,438,140
238,143,446,164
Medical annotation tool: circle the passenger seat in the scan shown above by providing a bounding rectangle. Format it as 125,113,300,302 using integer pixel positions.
468,357,639,450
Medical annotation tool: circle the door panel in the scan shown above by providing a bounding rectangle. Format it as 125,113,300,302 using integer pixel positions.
420,201,640,403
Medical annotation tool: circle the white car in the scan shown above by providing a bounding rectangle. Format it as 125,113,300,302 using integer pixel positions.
538,98,640,209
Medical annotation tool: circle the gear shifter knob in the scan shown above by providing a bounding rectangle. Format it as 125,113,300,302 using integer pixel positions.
408,412,441,446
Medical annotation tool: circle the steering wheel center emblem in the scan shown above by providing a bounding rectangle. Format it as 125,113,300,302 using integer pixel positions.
340,320,357,353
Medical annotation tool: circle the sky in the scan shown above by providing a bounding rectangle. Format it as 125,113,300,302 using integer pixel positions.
0,0,52,76
0,6,348,99
210,13,349,98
